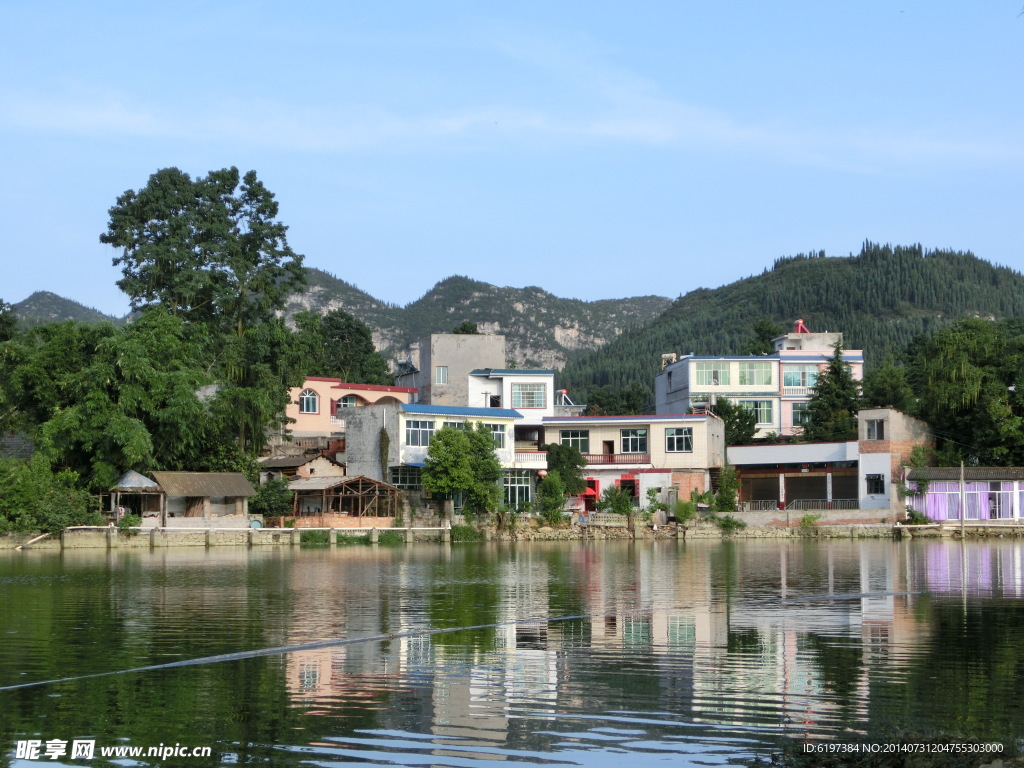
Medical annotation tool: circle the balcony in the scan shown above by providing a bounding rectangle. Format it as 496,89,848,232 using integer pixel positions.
582,453,650,466
512,451,548,469
783,386,813,397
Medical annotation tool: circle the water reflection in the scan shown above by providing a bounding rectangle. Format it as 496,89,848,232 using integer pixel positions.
2,538,1023,766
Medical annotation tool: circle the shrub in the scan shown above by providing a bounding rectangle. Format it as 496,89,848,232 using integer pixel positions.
377,530,404,546
799,513,822,529
336,532,370,545
117,513,141,537
450,524,485,543
672,499,697,523
249,478,291,519
300,530,330,545
905,508,932,525
0,458,102,534
708,513,747,533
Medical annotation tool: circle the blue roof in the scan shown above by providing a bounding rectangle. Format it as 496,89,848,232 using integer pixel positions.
401,403,523,419
469,368,555,376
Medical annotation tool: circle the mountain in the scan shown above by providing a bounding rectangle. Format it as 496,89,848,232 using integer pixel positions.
285,270,673,368
12,292,123,327
559,242,1024,398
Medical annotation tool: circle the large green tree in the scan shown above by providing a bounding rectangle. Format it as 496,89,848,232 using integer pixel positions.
292,309,391,384
422,427,475,501
464,423,502,515
102,167,305,336
861,356,914,412
906,318,1024,465
803,343,860,441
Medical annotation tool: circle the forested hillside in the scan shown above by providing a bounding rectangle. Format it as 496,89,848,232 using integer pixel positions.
559,243,1024,398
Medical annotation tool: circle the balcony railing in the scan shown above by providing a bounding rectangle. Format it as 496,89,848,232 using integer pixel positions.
785,498,859,511
582,453,650,465
783,386,814,397
513,451,548,467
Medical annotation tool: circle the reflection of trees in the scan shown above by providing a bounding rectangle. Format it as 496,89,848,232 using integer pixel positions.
428,549,499,649
870,600,1024,743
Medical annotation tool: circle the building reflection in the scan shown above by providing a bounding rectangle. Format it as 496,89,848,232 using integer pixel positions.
276,539,1024,746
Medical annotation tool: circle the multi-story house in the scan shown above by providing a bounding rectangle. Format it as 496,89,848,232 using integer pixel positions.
342,402,540,508
654,320,863,437
271,377,417,457
541,413,726,510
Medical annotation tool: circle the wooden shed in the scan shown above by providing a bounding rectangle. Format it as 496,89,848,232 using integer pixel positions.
290,475,400,519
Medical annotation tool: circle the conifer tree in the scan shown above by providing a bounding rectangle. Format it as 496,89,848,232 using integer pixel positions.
803,343,860,441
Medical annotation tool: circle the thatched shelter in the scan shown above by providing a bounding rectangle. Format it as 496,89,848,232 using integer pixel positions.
151,472,256,523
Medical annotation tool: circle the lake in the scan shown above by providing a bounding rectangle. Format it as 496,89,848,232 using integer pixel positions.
1,538,1022,766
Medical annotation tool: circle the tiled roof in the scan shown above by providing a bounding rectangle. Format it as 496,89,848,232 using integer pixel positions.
906,467,1024,481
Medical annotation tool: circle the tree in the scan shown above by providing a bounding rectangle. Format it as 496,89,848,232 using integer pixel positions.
292,309,391,384
0,298,16,342
452,321,479,335
709,397,757,446
712,465,739,512
585,383,651,415
596,484,636,529
536,471,568,525
542,442,587,496
739,319,783,355
464,423,502,515
249,478,292,520
906,318,1024,465
0,457,101,534
861,356,914,412
803,343,860,441
102,166,305,337
422,427,475,501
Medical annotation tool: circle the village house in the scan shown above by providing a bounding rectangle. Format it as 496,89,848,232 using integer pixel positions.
654,320,864,437
540,412,726,512
341,402,537,509
905,467,1024,521
269,377,417,457
727,408,933,520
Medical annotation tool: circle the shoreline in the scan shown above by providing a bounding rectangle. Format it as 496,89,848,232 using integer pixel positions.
5,519,1023,551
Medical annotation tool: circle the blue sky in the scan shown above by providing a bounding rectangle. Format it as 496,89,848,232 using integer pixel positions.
3,1,1023,317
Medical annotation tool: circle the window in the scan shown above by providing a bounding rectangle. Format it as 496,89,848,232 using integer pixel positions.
337,395,359,409
504,470,533,507
512,383,546,409
866,419,885,440
560,429,590,453
783,365,820,388
866,474,885,495
485,423,506,449
792,401,812,426
435,366,448,385
740,400,774,425
298,389,319,414
696,362,730,386
405,420,434,447
390,466,423,490
442,421,465,430
665,427,693,453
620,428,648,454
739,362,772,386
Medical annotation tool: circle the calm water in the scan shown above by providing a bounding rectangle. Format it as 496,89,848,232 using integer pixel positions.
1,538,1023,767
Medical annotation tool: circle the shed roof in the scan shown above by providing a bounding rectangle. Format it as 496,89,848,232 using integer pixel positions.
906,467,1024,482
112,470,160,492
151,472,256,497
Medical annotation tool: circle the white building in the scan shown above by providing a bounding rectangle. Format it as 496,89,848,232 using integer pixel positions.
654,321,864,437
